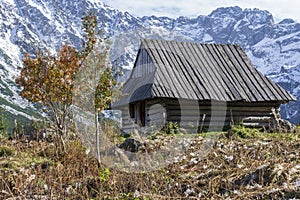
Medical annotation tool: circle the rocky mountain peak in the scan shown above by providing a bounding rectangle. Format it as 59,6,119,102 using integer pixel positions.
208,6,243,19
0,1,299,124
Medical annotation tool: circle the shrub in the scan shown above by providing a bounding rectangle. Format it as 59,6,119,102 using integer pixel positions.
229,125,259,139
165,121,179,135
0,146,14,157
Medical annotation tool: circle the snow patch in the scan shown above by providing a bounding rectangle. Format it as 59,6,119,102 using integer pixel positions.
203,34,213,42
27,0,52,20
0,105,33,120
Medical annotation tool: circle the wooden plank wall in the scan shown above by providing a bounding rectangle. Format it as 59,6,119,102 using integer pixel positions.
164,99,279,131
145,99,166,128
132,47,156,79
118,106,137,133
119,98,280,133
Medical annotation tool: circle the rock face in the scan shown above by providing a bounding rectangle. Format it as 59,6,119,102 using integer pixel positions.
0,1,299,124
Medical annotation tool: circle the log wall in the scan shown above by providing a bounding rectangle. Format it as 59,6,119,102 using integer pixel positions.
118,98,281,133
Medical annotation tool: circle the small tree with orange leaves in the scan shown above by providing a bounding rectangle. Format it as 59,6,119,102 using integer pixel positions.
15,12,117,147
16,45,80,138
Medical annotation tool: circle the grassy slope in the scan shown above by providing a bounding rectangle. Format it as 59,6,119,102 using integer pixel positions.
0,129,299,199
0,96,44,135
0,50,44,134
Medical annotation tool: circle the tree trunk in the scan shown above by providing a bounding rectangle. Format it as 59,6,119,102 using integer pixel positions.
95,111,100,162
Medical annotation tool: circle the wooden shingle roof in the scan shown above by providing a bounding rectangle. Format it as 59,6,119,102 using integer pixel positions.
116,39,296,105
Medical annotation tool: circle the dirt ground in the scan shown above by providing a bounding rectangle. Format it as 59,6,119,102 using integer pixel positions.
0,129,299,199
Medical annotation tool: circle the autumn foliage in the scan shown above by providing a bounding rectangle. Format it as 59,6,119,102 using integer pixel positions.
16,45,79,104
15,12,117,137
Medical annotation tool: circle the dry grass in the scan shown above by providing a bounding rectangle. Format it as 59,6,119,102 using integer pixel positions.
0,129,299,199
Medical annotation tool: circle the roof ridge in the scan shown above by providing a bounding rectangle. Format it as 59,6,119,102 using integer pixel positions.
141,38,241,47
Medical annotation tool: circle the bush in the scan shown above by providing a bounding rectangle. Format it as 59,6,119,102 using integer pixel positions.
0,146,14,157
229,125,259,138
165,121,179,134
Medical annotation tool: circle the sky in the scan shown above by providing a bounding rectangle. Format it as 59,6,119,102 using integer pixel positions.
101,0,300,22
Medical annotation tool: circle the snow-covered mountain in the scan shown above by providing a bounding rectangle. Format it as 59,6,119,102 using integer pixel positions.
0,0,299,126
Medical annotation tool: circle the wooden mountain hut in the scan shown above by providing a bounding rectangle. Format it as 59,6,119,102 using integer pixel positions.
112,39,296,133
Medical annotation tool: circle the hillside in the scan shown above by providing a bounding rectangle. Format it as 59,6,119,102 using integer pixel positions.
0,0,299,128
0,128,299,199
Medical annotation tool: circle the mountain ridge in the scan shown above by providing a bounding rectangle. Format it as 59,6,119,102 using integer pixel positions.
0,0,299,127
